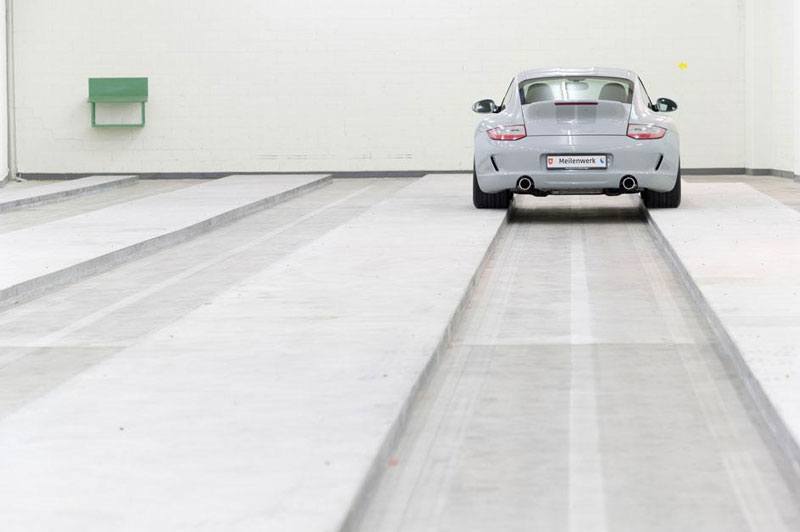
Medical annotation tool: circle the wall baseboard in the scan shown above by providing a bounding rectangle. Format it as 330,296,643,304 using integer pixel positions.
683,167,799,180
681,167,746,176
15,168,800,181
743,168,797,180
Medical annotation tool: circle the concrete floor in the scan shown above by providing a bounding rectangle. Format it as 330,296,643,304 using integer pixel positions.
0,174,328,308
0,176,138,213
1,175,800,530
0,175,511,530
685,174,800,212
355,194,800,532
0,178,410,417
648,182,800,486
0,179,200,234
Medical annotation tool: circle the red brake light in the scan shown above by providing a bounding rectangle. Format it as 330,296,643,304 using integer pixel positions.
627,124,667,140
487,124,527,141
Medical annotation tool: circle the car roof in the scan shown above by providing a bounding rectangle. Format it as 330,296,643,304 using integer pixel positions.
516,67,638,82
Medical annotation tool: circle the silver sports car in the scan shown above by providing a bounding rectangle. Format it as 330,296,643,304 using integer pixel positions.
472,67,680,209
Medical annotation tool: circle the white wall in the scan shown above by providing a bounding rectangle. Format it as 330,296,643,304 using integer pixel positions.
11,0,747,174
0,0,7,182
794,1,800,177
744,0,795,175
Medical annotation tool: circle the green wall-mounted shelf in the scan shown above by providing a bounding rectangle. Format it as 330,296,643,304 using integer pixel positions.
88,77,148,127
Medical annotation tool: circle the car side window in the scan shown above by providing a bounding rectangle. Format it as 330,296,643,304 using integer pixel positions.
499,79,515,111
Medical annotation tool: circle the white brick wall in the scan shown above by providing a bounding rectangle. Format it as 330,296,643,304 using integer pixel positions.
745,0,795,174
795,1,800,176
12,1,747,173
0,0,7,181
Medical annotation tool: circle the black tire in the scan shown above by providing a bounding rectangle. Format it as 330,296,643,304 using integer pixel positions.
642,168,681,209
473,168,511,209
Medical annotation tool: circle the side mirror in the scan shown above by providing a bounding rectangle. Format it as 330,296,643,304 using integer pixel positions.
472,99,498,114
656,97,678,112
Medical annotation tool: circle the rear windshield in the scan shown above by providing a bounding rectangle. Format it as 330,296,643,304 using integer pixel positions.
519,77,633,105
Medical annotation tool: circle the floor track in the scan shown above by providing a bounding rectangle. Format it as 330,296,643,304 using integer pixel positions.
354,194,800,532
0,178,411,418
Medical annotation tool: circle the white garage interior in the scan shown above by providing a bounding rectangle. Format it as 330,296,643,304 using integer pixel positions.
1,2,800,531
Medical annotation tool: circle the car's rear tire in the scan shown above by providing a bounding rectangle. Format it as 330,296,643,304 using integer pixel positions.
642,168,681,209
473,168,511,209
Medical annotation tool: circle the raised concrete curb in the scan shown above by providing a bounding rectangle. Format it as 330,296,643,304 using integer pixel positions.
338,193,511,531
0,174,330,308
643,184,800,479
0,175,138,213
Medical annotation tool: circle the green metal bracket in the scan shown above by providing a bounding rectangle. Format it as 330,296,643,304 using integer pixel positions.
88,77,148,127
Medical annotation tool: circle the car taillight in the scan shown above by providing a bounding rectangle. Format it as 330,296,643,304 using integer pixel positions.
627,124,667,140
487,124,526,141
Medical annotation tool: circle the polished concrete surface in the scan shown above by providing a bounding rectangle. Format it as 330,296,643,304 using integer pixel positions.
0,175,507,530
0,179,201,235
0,179,409,418
0,175,137,212
685,174,800,212
649,182,800,479
0,175,798,531
355,194,800,532
0,174,327,305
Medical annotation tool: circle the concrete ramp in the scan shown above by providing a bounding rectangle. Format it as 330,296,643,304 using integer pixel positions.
0,175,138,212
0,174,329,306
647,182,800,473
0,174,507,530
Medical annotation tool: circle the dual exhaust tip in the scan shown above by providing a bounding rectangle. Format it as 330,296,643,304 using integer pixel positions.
517,175,638,194
620,175,638,192
517,176,534,192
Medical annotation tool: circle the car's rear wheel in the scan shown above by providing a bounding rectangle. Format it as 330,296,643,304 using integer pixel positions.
473,167,511,209
642,167,681,209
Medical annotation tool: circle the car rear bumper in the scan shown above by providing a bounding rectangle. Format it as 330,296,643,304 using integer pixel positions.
474,132,680,193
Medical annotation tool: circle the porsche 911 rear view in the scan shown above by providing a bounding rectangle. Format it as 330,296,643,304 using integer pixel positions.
472,68,681,209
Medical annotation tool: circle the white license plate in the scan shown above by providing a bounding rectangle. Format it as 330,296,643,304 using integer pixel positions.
546,155,608,169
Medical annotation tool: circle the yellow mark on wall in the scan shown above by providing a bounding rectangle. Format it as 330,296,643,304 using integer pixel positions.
678,62,688,71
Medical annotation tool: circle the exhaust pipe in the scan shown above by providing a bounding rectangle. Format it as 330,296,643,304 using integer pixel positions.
517,176,533,192
620,175,638,192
